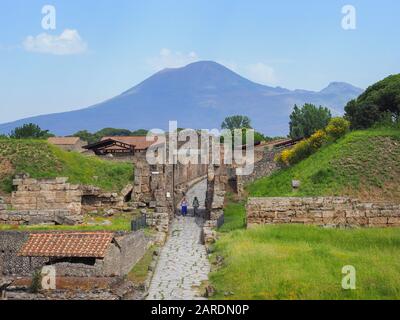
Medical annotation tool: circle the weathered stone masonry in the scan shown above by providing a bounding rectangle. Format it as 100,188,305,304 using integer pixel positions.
246,197,400,228
0,230,150,277
0,177,83,225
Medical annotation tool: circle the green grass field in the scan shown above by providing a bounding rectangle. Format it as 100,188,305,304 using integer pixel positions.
248,128,400,202
210,222,400,300
210,128,400,300
0,139,133,193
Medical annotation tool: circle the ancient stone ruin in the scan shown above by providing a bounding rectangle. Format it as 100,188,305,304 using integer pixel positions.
246,197,400,228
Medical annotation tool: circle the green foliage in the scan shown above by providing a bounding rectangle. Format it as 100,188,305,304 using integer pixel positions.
289,104,332,139
210,224,400,300
345,74,400,129
0,139,133,193
9,123,54,139
221,115,252,131
249,128,400,201
276,117,349,167
326,117,350,140
30,270,42,293
127,245,158,284
73,127,148,144
218,199,246,233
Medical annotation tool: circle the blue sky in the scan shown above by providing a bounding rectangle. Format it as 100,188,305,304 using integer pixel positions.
0,0,399,123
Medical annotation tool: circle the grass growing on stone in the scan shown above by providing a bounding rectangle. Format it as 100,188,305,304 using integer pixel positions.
0,139,133,193
210,224,400,300
0,213,134,232
127,245,157,284
247,128,400,202
218,194,246,233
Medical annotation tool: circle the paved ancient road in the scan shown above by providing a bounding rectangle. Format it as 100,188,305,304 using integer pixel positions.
147,180,210,300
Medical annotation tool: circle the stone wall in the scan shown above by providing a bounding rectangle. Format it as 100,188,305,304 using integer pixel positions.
11,176,83,221
0,231,49,276
0,209,80,226
246,197,400,228
80,185,124,213
236,151,279,197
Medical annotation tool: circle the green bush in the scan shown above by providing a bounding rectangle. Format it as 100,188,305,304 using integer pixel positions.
326,117,350,140
30,270,42,293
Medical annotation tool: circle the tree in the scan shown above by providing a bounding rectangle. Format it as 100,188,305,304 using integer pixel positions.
289,104,332,139
73,130,94,143
9,123,53,139
73,128,149,144
131,129,148,136
221,115,252,131
345,74,400,129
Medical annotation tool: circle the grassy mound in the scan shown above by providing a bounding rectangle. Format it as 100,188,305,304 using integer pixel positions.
210,224,400,300
247,128,400,202
0,139,133,193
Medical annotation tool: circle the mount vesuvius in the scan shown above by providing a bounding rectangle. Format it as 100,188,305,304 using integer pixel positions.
0,61,363,136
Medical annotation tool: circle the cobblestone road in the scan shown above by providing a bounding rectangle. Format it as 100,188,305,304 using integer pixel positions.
147,180,210,300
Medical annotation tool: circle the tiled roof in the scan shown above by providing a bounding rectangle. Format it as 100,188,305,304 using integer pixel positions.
18,232,114,258
48,137,81,145
101,136,158,150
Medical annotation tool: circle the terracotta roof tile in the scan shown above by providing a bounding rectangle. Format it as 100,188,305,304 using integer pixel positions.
101,136,158,150
48,137,81,146
18,232,114,258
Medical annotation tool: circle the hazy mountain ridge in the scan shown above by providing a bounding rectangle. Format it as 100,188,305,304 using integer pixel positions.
0,61,363,136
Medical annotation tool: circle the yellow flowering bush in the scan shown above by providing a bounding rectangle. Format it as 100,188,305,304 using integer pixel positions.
326,117,350,140
275,117,350,167
308,130,328,150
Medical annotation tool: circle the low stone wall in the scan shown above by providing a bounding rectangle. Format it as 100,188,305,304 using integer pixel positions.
246,197,400,228
0,209,81,225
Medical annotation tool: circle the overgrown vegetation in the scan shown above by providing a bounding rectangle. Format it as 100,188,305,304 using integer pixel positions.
345,74,400,129
289,103,332,139
275,117,350,167
249,128,400,201
127,245,158,285
8,123,54,139
210,224,400,300
0,139,133,193
209,126,400,300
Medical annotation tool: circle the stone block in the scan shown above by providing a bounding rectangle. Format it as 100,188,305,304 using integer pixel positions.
388,217,400,226
368,217,388,225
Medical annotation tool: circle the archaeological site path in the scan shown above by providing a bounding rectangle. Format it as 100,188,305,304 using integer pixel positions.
147,180,210,300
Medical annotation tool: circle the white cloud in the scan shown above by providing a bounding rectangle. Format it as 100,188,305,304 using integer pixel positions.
23,29,87,55
244,63,277,85
147,48,199,71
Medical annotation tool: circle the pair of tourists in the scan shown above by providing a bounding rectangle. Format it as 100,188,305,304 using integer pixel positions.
180,197,200,217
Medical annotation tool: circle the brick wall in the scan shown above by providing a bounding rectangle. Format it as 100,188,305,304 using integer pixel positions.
246,197,400,228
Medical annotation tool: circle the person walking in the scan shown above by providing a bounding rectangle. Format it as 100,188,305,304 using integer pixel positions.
180,197,188,217
192,196,200,217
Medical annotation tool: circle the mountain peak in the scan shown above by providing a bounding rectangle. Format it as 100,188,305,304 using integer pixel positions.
320,82,363,95
0,61,363,137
